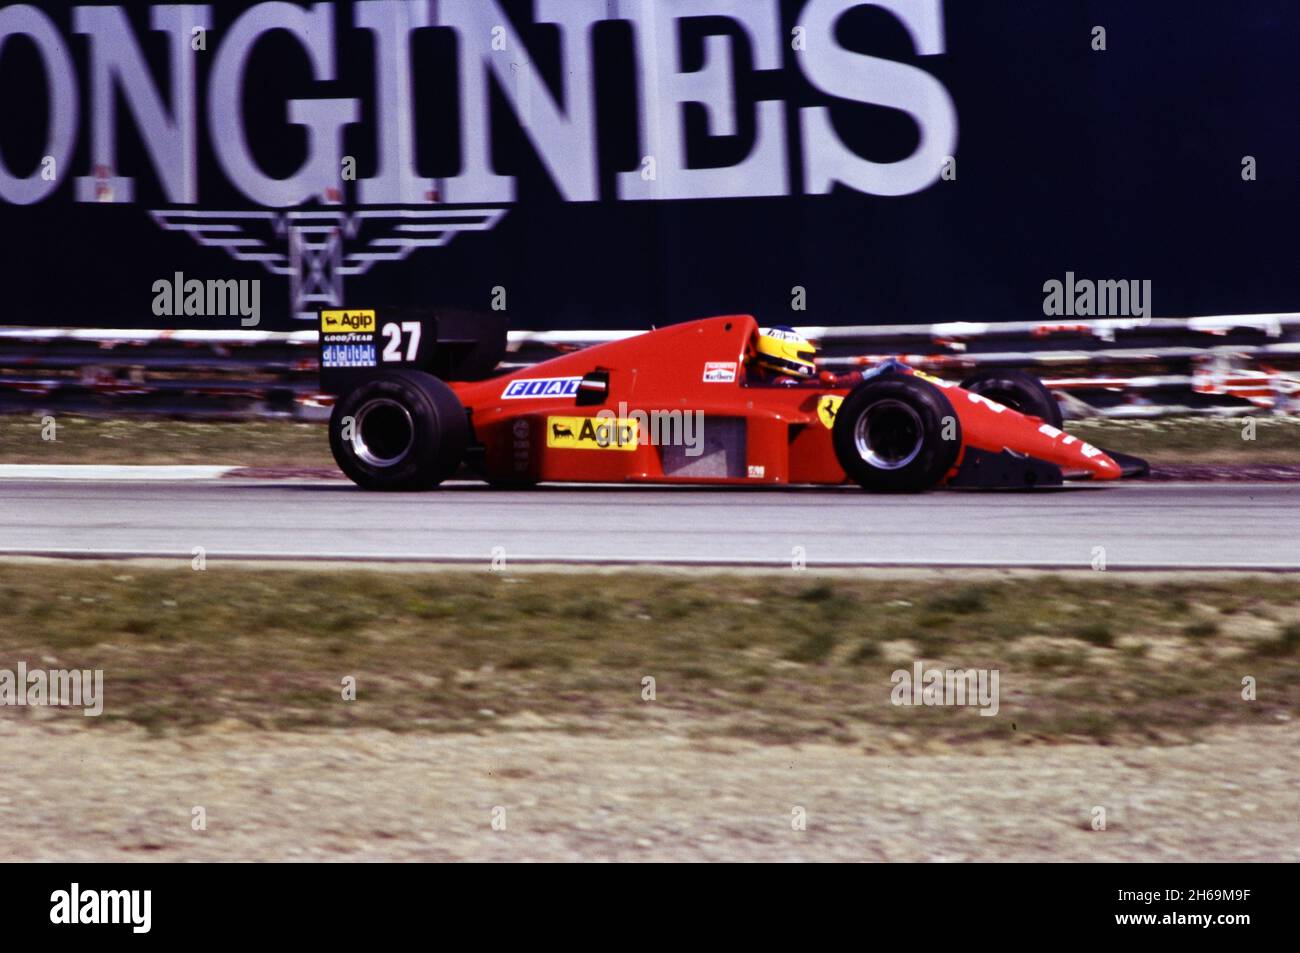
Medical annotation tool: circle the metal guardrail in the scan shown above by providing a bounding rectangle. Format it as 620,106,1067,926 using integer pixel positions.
0,326,322,419
1,314,1298,419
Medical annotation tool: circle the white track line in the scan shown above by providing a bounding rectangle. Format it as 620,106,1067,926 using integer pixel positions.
0,465,235,481
0,548,1296,572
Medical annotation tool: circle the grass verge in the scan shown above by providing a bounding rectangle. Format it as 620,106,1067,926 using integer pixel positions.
1065,416,1300,465
1,565,1297,746
0,416,333,468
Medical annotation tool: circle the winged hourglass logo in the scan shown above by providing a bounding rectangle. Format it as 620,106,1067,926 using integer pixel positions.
150,207,509,320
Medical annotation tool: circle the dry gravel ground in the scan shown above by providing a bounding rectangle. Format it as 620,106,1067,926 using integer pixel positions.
4,566,1297,861
2,718,1297,862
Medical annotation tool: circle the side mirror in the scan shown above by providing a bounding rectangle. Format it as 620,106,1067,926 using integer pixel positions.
576,369,610,406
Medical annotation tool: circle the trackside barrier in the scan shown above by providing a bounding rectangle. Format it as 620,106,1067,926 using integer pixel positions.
1,314,1298,419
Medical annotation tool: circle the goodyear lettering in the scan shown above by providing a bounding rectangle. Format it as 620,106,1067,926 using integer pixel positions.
502,377,583,400
546,416,638,452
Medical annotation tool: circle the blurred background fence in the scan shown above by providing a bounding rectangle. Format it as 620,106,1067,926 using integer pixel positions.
2,314,1298,421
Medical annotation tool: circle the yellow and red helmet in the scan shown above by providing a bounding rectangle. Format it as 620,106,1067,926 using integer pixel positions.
755,326,817,379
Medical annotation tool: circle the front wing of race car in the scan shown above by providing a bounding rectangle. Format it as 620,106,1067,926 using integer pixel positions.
919,372,1127,487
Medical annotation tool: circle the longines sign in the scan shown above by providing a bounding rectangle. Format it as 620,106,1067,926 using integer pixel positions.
0,1,955,319
0,0,955,206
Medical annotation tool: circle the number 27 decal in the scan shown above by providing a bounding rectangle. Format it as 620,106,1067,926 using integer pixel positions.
381,322,421,362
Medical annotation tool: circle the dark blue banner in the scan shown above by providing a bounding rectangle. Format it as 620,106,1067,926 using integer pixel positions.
0,1,1295,330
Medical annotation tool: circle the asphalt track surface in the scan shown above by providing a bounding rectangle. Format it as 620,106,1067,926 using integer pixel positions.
0,479,1296,569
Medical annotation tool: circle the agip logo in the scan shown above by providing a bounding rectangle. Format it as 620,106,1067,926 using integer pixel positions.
320,309,376,334
547,416,639,452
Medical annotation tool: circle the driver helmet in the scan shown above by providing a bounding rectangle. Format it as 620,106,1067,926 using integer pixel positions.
755,326,817,379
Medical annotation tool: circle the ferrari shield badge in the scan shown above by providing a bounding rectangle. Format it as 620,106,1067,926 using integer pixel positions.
816,395,843,430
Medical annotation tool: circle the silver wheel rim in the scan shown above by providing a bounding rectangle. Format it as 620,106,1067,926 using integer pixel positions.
853,399,925,471
352,399,415,468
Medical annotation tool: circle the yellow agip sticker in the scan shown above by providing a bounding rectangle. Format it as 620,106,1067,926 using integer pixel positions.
546,416,639,451
911,370,950,387
816,395,843,429
321,309,376,334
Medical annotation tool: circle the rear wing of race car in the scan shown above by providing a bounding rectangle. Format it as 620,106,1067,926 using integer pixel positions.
318,307,507,395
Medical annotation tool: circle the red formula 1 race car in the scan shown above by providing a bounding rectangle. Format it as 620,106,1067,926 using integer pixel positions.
318,310,1148,493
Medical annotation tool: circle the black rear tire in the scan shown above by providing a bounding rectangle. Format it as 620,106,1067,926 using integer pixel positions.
833,373,962,493
959,369,1064,429
330,371,468,491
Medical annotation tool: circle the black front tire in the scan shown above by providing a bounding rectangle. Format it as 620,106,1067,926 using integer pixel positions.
959,369,1064,429
832,373,962,493
329,371,468,491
